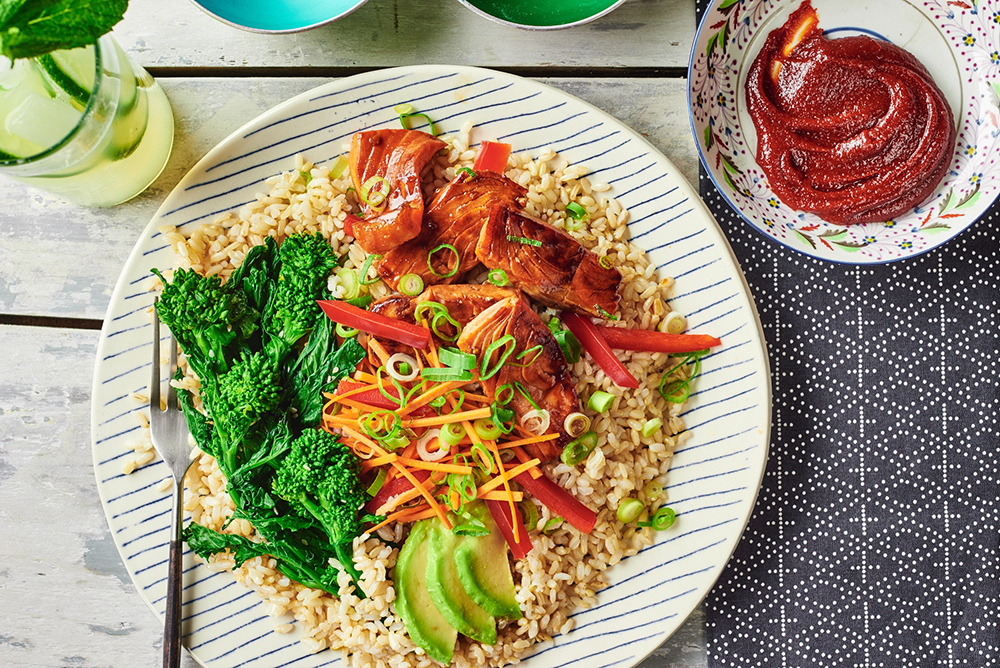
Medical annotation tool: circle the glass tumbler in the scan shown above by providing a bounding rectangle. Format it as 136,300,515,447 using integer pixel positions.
0,33,174,207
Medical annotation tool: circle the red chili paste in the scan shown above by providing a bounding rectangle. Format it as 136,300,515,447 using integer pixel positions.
745,0,955,225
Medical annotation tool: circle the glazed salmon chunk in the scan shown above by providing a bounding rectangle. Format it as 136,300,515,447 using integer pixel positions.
475,204,622,319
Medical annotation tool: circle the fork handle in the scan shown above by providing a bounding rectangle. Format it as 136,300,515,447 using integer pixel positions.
164,481,184,668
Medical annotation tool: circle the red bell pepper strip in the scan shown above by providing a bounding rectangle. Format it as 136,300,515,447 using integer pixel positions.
485,498,533,559
514,471,597,534
594,326,721,354
318,299,430,349
560,312,639,389
365,469,432,515
472,140,512,174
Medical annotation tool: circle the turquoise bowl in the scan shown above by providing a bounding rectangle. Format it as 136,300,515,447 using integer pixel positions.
189,0,368,33
456,0,625,29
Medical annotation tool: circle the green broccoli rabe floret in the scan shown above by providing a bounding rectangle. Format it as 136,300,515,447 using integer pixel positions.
263,233,340,362
272,428,368,588
151,267,259,379
207,350,283,474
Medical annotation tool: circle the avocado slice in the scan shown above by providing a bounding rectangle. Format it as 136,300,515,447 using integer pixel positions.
454,503,523,619
426,518,498,645
394,520,458,663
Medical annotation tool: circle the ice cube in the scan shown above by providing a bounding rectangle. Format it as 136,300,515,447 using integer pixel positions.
0,56,17,92
5,92,82,150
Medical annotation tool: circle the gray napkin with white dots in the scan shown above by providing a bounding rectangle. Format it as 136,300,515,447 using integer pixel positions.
694,2,1000,665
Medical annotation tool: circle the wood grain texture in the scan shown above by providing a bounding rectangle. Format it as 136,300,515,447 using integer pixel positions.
0,76,698,321
0,325,706,667
114,0,695,71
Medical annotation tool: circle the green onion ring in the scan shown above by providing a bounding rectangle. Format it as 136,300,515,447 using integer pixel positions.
616,498,645,524
376,366,405,407
487,268,509,287
427,243,460,278
398,273,424,297
480,335,516,380
473,417,502,441
650,506,676,530
335,323,359,338
358,254,382,285
565,201,589,220
360,175,392,208
399,112,437,136
365,469,388,497
494,383,515,406
329,154,349,180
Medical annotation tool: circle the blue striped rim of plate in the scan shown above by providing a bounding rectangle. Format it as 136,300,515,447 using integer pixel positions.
91,65,772,668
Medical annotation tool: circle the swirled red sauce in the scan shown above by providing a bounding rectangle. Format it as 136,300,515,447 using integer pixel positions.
745,1,955,225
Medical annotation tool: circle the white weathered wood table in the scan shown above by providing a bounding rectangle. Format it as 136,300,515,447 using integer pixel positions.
0,1,708,666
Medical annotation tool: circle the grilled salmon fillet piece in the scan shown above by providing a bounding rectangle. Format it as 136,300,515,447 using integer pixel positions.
377,171,526,290
348,129,446,254
456,292,581,461
475,204,622,319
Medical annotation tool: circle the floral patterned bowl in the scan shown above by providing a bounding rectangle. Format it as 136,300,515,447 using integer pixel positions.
689,0,1000,263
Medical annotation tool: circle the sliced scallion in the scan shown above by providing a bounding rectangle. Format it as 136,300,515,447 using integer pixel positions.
329,154,349,180
563,412,591,438
440,422,466,448
566,201,589,220
480,334,516,380
416,429,448,462
457,167,476,179
487,268,509,287
506,235,542,247
519,408,550,435
650,506,676,530
518,500,539,532
365,469,387,497
599,255,615,270
398,272,424,297
543,517,563,533
616,498,644,524
420,367,473,383
427,243,460,278
587,390,615,413
640,417,662,438
645,481,664,499
386,352,419,382
473,417,502,441
439,346,477,371
330,266,361,300
335,323,359,338
358,254,382,285
360,175,391,209
400,111,438,136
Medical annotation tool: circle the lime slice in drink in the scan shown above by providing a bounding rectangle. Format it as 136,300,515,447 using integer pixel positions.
37,47,95,109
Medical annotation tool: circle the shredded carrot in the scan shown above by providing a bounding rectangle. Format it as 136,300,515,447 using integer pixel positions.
512,445,543,479
360,453,399,471
368,505,437,533
397,380,469,417
476,458,540,496
395,457,474,475
402,406,492,428
353,370,379,384
480,490,524,502
343,425,452,529
329,383,379,403
369,338,393,367
498,432,560,449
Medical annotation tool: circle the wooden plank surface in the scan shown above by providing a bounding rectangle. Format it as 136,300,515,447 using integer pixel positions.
115,0,696,71
0,76,699,322
0,325,707,667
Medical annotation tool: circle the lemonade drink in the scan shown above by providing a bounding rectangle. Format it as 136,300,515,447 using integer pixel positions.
0,34,173,207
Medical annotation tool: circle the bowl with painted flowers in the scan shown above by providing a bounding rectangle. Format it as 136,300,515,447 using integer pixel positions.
689,0,1000,263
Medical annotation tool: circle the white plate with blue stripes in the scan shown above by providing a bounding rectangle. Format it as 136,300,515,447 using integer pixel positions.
91,65,771,668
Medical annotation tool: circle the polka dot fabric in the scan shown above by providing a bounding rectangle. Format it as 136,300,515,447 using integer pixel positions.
696,3,1000,665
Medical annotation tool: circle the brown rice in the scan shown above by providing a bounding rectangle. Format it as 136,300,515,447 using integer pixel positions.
138,122,692,668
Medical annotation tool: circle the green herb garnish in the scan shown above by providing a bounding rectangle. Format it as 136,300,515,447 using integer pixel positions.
0,0,128,61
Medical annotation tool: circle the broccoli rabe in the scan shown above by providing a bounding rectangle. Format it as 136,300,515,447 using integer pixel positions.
263,233,341,363
272,428,369,586
151,267,259,380
154,232,369,598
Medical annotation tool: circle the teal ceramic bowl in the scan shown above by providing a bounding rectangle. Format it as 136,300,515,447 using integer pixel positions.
456,0,625,30
189,0,368,33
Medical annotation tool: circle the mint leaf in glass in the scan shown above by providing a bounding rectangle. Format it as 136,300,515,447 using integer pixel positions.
0,0,128,61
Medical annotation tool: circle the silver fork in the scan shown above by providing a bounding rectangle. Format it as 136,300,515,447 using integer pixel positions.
150,303,194,668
